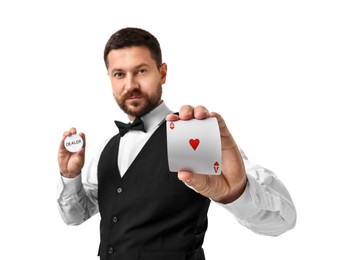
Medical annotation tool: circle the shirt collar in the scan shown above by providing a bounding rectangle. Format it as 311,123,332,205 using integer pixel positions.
140,101,172,132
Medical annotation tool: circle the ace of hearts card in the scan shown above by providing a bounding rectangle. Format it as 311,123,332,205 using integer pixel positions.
166,117,222,175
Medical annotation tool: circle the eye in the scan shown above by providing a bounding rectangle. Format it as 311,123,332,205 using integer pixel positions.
113,72,124,79
137,68,146,74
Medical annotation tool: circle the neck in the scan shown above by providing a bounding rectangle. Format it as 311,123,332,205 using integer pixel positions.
127,100,163,121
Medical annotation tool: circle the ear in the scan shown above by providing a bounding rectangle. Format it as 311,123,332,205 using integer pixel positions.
160,63,168,84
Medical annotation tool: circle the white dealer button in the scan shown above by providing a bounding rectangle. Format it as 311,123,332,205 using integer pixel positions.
64,134,83,153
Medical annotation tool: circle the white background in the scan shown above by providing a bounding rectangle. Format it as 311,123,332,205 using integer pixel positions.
1,0,337,259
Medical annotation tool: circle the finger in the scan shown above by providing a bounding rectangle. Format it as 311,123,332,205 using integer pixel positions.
78,132,86,150
209,112,227,134
166,105,209,121
194,106,209,119
210,112,247,191
209,112,236,150
178,105,194,120
59,133,70,151
166,113,180,121
77,146,86,157
63,127,77,138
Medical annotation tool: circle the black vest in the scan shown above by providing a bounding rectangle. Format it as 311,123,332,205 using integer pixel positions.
97,122,210,260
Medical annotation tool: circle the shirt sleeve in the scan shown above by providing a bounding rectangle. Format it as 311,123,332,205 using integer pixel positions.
56,140,108,225
219,149,297,236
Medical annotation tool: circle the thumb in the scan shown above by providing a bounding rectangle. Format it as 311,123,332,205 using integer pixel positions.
177,171,209,193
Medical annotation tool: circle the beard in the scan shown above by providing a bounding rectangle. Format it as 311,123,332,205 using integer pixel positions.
115,85,162,117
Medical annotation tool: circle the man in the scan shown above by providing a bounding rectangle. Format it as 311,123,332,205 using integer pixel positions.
57,27,296,260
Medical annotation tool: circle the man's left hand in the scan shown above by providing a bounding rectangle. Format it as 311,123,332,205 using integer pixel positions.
166,105,247,204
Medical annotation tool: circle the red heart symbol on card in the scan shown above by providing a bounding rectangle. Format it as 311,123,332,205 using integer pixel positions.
189,139,200,150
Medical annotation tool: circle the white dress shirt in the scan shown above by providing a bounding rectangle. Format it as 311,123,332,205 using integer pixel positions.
57,102,296,236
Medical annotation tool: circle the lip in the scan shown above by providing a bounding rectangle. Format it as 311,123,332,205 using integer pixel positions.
127,96,142,100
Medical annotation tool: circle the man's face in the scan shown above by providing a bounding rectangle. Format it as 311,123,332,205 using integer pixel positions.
107,46,167,119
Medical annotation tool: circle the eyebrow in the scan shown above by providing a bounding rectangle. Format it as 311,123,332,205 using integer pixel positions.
110,63,150,74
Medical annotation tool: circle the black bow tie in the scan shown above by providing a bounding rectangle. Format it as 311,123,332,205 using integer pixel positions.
114,117,146,137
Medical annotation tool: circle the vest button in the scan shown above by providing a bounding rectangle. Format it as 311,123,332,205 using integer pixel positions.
112,216,118,223
108,246,116,254
117,187,123,193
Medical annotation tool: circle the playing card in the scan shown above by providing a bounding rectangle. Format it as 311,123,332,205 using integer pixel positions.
166,117,222,175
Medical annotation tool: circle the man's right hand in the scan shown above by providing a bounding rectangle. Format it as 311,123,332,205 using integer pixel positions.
58,128,86,178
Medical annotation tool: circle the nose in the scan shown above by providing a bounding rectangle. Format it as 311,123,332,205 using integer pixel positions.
125,74,139,92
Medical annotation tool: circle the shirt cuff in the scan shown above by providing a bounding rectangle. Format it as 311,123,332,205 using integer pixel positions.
218,174,267,220
59,174,83,196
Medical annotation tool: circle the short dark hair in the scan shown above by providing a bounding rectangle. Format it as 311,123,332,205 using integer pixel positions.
103,27,162,69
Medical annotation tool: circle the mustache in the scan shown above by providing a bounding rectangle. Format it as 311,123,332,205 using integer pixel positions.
122,89,143,100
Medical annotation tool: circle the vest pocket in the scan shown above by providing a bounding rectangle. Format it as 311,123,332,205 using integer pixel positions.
139,249,185,260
